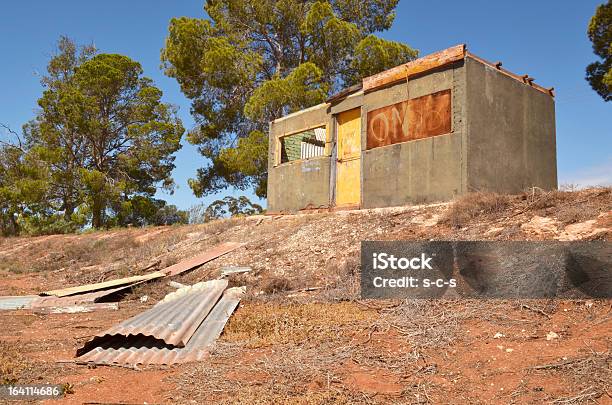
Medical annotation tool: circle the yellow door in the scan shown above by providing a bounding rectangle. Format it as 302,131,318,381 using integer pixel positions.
336,108,361,206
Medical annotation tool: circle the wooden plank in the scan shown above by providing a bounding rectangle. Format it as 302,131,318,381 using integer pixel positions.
363,44,466,92
366,100,410,149
42,272,165,298
162,242,244,277
366,90,452,149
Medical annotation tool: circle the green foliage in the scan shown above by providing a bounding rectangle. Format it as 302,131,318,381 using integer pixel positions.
0,36,185,235
189,195,263,223
586,0,612,101
162,0,416,198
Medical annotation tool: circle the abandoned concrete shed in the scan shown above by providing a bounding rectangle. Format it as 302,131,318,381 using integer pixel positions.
267,44,557,213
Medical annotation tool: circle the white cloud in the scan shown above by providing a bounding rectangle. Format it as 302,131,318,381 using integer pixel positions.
558,158,612,188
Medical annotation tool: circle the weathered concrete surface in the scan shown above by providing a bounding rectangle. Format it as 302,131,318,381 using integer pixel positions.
268,104,332,212
465,57,557,193
362,132,464,207
361,63,466,208
267,157,331,212
330,92,363,115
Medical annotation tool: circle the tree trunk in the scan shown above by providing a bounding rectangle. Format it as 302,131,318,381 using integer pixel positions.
92,197,103,229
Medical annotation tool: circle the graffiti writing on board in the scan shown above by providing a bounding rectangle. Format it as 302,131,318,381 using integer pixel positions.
366,90,451,149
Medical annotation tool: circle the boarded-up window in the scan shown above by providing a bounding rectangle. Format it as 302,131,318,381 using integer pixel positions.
366,89,451,149
279,126,326,164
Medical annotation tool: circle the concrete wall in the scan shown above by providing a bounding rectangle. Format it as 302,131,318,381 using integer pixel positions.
267,103,332,212
465,57,557,193
361,62,467,208
267,157,332,212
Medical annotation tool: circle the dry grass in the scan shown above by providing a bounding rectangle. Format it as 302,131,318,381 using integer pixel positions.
531,351,612,404
222,302,376,348
442,192,511,228
0,341,31,384
0,340,62,385
261,276,293,294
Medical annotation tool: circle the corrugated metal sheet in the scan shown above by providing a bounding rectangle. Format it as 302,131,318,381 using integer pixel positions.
76,280,228,356
0,295,38,310
300,141,325,159
314,127,326,142
366,90,451,149
162,242,244,276
76,286,244,365
42,272,165,297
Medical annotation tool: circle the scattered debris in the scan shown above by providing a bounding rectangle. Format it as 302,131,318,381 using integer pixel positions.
76,283,245,365
32,302,119,315
139,295,149,303
168,281,189,289
493,332,505,339
0,295,38,310
546,331,560,341
220,266,252,277
42,272,165,297
77,280,229,356
162,242,244,276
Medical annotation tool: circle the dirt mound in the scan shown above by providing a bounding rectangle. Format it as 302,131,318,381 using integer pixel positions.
0,187,610,403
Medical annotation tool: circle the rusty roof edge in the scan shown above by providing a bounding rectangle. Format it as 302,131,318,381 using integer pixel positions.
362,44,466,92
465,51,555,97
326,83,363,104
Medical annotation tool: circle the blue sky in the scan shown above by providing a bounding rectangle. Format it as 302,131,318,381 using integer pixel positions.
0,1,610,210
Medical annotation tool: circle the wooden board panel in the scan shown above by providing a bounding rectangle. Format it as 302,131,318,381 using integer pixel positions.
335,108,361,206
363,44,465,92
408,89,452,140
366,100,410,149
366,90,451,149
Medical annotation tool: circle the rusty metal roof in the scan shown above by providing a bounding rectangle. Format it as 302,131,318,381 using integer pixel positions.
76,279,228,356
363,44,466,92
162,242,244,276
361,44,554,96
76,286,244,365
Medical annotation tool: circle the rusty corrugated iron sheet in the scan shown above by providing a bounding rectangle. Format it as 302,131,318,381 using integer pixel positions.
76,286,244,365
363,44,466,92
76,279,228,356
162,242,244,276
366,100,410,148
408,89,452,140
42,272,164,297
366,89,451,149
0,295,38,310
